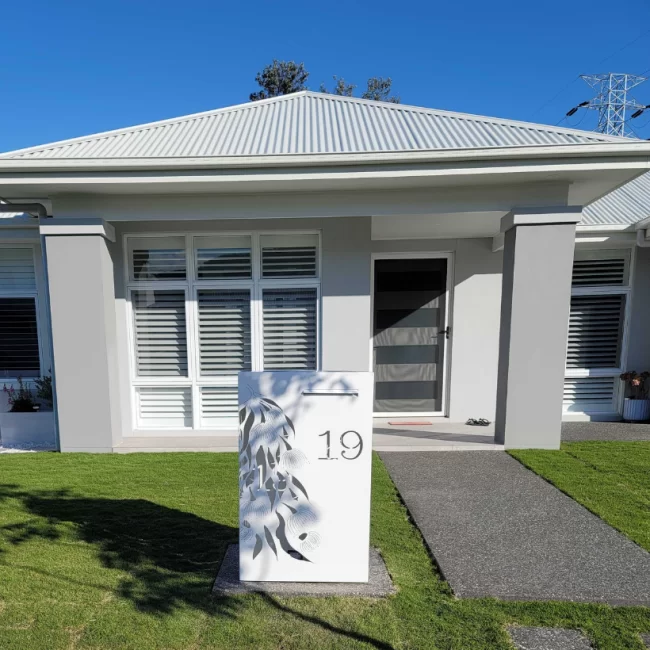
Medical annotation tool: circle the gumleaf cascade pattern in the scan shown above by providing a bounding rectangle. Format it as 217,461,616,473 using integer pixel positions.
239,395,318,561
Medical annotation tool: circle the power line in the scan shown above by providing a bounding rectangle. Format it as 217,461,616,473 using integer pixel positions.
595,27,650,66
531,76,580,120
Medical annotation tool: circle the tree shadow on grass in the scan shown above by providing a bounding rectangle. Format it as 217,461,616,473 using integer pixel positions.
258,593,396,650
0,483,239,618
0,483,395,649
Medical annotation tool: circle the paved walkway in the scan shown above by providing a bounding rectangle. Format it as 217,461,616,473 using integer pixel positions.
381,451,650,605
562,421,650,442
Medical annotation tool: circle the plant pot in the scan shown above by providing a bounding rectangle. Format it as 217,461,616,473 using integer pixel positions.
622,398,650,422
0,411,56,446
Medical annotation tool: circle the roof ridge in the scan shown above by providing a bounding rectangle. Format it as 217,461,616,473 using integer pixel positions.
0,90,624,159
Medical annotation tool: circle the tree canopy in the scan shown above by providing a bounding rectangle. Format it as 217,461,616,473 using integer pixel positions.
250,61,400,104
249,60,309,101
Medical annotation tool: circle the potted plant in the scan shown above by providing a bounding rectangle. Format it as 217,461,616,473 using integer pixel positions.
0,375,55,447
619,371,650,422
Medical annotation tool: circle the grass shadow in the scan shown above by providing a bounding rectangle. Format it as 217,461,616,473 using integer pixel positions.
0,483,239,617
0,482,396,648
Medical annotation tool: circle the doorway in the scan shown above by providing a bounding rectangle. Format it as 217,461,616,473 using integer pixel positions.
372,254,451,416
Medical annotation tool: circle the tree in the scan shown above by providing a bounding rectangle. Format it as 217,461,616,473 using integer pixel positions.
250,61,401,104
319,76,356,97
250,60,309,101
361,77,400,104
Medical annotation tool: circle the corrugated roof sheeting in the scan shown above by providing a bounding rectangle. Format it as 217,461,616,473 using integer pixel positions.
0,92,617,160
583,171,650,226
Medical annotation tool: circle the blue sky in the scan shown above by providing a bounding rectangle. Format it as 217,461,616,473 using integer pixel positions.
2,0,650,152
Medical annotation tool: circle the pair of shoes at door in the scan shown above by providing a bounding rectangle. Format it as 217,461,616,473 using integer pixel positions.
466,418,491,426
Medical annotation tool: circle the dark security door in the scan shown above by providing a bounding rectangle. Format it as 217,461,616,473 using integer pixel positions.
373,257,448,414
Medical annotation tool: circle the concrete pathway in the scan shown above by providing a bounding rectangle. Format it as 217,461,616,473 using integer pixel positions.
381,451,650,605
508,627,593,650
562,421,650,442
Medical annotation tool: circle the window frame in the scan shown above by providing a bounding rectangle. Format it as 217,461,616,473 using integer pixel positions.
124,230,321,430
564,246,635,415
0,243,46,383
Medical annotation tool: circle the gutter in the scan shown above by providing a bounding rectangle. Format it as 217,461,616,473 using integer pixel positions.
0,142,649,173
0,201,49,218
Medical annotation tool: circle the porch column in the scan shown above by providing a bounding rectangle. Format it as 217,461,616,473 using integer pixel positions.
495,207,581,449
41,218,122,452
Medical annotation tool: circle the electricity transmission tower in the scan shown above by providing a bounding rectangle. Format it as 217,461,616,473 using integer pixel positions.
567,73,647,137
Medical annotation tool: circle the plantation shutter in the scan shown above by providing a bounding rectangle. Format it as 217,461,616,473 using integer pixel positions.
195,236,252,279
567,295,625,369
563,377,616,408
0,298,40,378
565,250,630,415
200,386,239,427
128,237,186,281
197,290,251,374
262,288,317,369
0,248,40,378
132,290,188,376
137,387,192,428
261,234,318,278
0,248,36,291
571,251,629,287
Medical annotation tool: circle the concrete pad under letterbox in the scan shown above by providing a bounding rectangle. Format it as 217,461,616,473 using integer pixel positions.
212,545,396,597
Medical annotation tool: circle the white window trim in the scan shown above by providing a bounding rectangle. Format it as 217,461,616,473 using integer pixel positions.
124,230,322,431
564,246,635,416
0,243,46,384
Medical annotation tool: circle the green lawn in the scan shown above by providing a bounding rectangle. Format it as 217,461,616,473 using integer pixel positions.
0,451,648,649
510,441,650,553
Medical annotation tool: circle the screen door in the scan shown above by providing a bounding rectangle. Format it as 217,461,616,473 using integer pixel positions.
373,257,448,414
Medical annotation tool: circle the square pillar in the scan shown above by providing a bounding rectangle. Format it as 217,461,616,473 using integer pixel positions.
495,207,581,449
41,218,122,452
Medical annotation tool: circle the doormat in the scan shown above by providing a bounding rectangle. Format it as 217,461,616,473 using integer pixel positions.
213,544,396,597
388,421,433,426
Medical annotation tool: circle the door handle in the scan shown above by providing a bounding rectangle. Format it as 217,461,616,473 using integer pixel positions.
443,326,451,340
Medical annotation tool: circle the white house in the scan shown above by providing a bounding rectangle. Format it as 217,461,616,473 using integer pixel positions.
0,91,649,451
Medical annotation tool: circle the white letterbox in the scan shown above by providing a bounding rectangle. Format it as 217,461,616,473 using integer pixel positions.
238,371,374,582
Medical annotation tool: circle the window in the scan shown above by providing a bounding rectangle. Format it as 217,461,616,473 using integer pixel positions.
127,233,320,429
262,288,318,369
564,249,631,414
132,290,188,377
0,247,41,380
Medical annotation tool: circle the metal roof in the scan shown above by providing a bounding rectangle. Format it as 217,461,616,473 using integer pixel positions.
0,91,622,160
583,171,650,227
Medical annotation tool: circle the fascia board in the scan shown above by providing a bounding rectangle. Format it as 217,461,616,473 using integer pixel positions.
0,143,649,173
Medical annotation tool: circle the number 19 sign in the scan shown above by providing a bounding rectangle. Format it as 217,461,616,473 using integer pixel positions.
238,371,374,583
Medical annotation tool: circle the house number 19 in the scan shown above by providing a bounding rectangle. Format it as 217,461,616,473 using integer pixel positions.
318,430,363,461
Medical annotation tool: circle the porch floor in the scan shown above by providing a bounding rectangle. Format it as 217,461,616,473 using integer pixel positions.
113,419,502,453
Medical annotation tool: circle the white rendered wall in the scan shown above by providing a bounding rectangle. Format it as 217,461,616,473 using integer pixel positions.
625,246,650,373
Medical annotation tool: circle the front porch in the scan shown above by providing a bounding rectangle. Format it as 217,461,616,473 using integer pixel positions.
111,419,501,453
108,422,650,454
